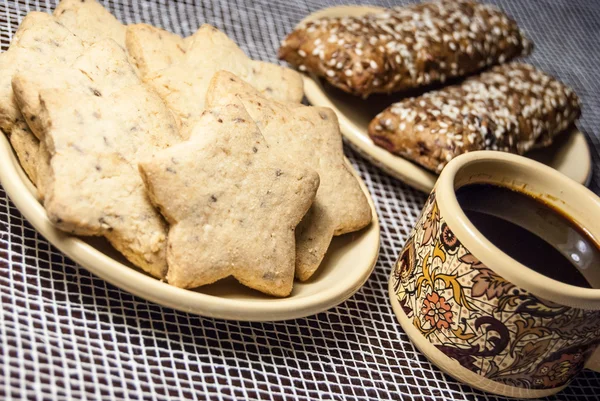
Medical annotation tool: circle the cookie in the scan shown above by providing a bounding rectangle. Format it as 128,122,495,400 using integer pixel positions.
3,0,128,185
35,140,51,201
147,24,304,128
7,121,39,184
207,71,371,280
54,0,126,48
279,0,532,97
368,63,581,173
126,24,193,79
0,12,84,183
12,10,54,42
138,104,320,296
13,38,139,140
28,40,181,278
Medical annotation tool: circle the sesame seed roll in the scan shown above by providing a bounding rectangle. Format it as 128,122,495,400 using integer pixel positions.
368,63,581,173
279,0,532,97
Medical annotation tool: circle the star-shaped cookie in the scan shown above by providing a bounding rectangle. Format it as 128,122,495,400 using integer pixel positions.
54,0,127,48
206,72,372,280
146,24,304,128
126,24,194,79
13,39,141,203
27,40,181,279
1,0,127,184
13,38,139,142
138,104,320,296
0,12,84,183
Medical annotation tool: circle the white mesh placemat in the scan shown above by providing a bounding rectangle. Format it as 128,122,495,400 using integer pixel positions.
1,0,599,400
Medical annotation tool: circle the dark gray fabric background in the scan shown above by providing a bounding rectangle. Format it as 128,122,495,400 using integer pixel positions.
1,0,599,400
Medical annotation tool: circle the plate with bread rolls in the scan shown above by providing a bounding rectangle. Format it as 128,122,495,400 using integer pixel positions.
280,2,592,192
0,0,380,321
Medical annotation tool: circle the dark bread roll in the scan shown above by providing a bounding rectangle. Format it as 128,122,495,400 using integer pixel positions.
368,63,581,173
279,0,532,97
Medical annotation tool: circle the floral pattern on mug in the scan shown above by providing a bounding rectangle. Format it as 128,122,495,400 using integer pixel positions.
422,292,453,330
392,189,600,390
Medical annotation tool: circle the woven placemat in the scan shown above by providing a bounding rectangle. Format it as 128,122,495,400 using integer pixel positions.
1,0,599,400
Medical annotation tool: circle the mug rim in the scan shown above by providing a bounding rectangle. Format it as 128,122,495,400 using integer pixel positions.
437,150,600,309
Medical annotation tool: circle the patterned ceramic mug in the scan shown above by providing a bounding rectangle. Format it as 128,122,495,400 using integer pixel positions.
389,151,600,398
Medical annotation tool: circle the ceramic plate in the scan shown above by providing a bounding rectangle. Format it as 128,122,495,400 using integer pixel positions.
299,6,593,193
0,134,380,321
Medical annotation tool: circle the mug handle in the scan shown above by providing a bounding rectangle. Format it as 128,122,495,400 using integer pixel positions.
586,346,600,372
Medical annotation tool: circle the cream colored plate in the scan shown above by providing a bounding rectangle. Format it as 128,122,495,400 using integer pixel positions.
0,134,380,321
299,6,593,193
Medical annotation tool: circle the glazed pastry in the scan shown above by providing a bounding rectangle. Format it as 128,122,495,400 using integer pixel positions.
279,0,532,97
368,63,581,173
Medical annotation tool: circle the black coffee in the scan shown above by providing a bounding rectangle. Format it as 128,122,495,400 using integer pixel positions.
455,183,600,289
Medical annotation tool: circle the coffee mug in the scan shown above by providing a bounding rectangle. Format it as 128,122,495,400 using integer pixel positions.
389,151,600,398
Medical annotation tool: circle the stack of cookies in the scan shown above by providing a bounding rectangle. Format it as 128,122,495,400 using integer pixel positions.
279,0,582,173
1,0,372,297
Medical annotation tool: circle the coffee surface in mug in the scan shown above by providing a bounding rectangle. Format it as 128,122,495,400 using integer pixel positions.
456,183,600,288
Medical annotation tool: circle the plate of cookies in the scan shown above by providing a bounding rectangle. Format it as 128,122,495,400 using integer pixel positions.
0,0,379,321
279,2,592,192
